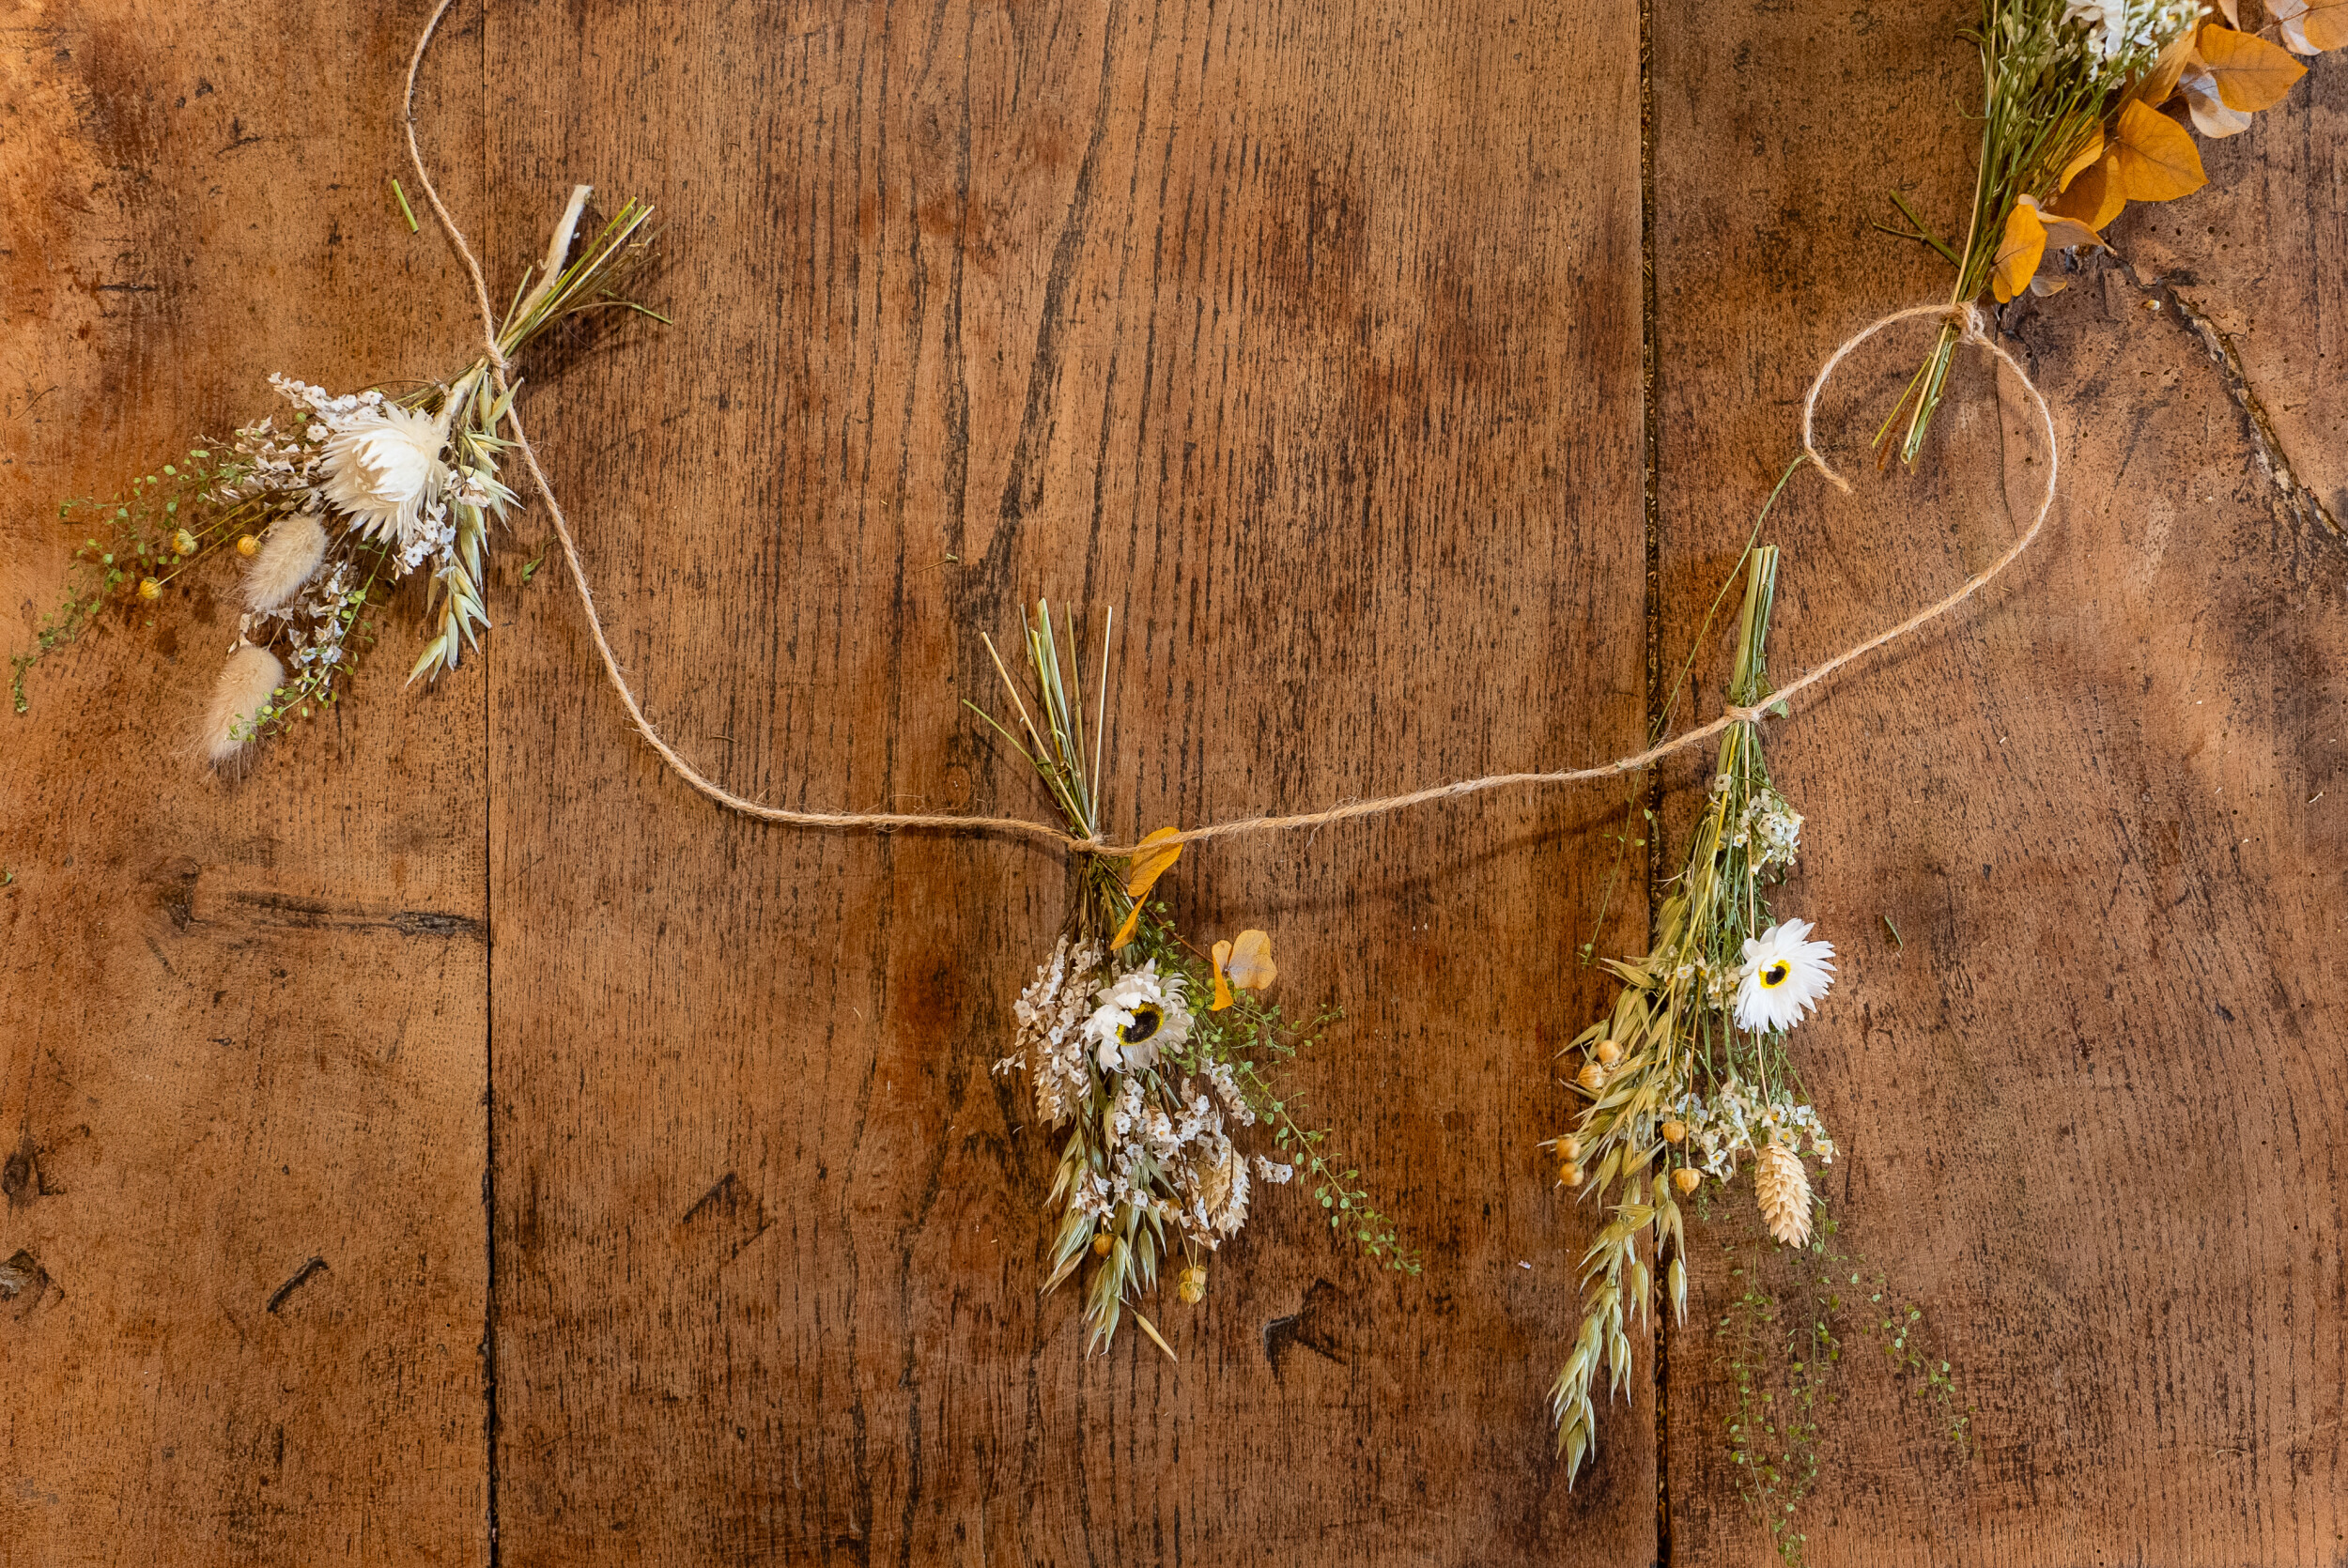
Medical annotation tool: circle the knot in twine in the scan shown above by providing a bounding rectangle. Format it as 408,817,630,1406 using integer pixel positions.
400,2,2056,863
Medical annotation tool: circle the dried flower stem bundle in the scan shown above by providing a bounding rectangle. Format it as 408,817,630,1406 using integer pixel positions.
1881,0,2329,463
978,601,1416,1357
1546,546,1839,1483
16,188,663,762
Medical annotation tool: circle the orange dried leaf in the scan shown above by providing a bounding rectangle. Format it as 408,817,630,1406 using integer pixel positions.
2110,100,2207,202
1223,929,1277,992
2047,151,2126,230
2056,124,2105,192
2200,20,2310,102
1991,200,2047,304
1110,899,1145,951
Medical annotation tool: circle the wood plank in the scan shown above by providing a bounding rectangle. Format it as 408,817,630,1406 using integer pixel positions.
1654,4,2348,1560
481,1,1648,1560
0,5,489,1562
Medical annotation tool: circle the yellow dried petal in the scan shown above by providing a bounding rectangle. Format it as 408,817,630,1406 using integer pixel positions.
1222,929,1276,992
1209,939,1236,1012
1123,826,1182,901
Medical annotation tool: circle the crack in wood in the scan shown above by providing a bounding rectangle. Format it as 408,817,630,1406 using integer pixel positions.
2109,254,2341,541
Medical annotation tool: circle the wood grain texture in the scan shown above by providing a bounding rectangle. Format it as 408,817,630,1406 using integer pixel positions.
0,4,490,1563
479,0,1645,1561
1654,3,2348,1561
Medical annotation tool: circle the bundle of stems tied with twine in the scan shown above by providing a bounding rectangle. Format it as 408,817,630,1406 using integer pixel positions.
979,601,1417,1357
1880,0,2329,462
15,187,662,764
1547,546,1841,1483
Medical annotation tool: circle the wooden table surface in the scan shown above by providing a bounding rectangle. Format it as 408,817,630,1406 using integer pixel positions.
3,2,2340,1562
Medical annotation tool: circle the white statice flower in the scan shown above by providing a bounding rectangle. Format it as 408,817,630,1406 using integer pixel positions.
1083,959,1193,1074
1675,1081,1835,1180
1732,918,1835,1033
1737,786,1804,873
1253,1154,1292,1184
318,402,456,547
1003,936,1103,1126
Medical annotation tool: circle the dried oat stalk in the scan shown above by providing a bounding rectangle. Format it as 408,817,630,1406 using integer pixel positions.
1545,547,1839,1483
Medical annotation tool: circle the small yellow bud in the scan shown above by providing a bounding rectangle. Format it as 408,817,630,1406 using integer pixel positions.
1661,1119,1688,1145
1673,1166,1703,1197
1575,1061,1607,1093
1556,1136,1583,1164
1091,1232,1113,1256
1175,1264,1208,1304
137,576,162,602
236,534,260,557
171,529,197,556
1561,1163,1584,1188
1594,1039,1622,1067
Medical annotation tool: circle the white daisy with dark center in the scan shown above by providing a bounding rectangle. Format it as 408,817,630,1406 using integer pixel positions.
1732,918,1836,1033
1084,960,1193,1074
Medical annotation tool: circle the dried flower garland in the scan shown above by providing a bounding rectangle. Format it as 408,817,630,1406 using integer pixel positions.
14,187,661,762
979,602,1418,1355
1877,0,2335,461
1546,546,1842,1483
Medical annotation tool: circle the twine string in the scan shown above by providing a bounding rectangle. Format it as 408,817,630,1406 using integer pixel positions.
400,4,2058,863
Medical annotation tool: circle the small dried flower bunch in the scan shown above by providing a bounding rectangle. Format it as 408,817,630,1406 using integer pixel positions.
1877,0,2332,462
1543,547,1839,1484
979,601,1417,1358
19,187,661,765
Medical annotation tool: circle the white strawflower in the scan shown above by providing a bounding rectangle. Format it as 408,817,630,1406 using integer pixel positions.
1083,960,1192,1074
1732,918,1836,1033
317,402,452,546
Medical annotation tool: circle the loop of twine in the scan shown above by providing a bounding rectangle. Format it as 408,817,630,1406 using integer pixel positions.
400,3,2057,863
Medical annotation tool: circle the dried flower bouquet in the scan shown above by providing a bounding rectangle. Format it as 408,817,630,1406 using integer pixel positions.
1879,0,2333,462
15,187,661,764
1546,547,1840,1483
980,602,1417,1357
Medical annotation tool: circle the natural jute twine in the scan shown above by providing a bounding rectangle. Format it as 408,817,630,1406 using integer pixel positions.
401,2,2056,862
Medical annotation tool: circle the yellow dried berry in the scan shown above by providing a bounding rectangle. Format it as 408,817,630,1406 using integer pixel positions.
1575,1061,1607,1093
1673,1166,1703,1197
1556,1136,1583,1164
1175,1264,1208,1304
1091,1233,1114,1256
1593,1039,1621,1066
136,576,162,602
236,534,260,557
1561,1163,1584,1188
1661,1119,1688,1145
171,529,197,556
